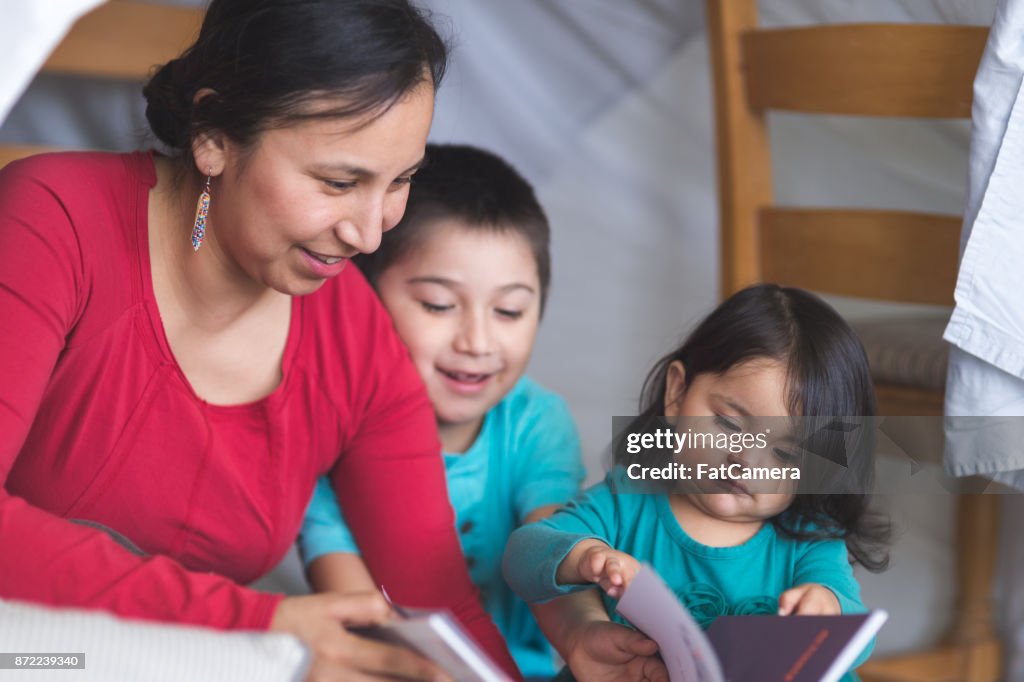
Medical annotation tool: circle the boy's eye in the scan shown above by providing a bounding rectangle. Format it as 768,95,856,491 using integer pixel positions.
715,415,741,432
420,301,453,313
323,179,357,191
495,308,523,320
391,175,414,186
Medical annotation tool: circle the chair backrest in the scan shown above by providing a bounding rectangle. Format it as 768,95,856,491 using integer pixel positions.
0,0,204,168
705,0,987,305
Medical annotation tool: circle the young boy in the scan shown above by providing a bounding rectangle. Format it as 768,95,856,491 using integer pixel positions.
299,144,585,678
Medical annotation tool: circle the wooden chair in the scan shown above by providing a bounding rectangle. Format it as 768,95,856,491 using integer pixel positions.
706,2,1001,681
0,0,203,168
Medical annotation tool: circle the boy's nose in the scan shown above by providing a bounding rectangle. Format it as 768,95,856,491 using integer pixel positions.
454,311,495,356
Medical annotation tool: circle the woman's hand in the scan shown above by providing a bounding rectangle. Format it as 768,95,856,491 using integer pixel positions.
560,540,642,599
269,592,450,682
777,583,841,616
564,620,668,682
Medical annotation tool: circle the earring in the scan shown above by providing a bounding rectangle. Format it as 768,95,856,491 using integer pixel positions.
191,170,212,251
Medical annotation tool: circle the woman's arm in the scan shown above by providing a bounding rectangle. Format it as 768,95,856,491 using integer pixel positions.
299,476,378,595
329,283,520,679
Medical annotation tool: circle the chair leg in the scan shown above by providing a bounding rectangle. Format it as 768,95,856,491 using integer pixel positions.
858,494,1002,682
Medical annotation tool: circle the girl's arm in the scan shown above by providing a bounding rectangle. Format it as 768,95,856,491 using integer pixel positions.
792,537,866,615
790,536,874,670
532,592,667,682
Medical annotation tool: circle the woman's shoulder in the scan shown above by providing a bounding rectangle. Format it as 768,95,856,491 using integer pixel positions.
2,150,153,191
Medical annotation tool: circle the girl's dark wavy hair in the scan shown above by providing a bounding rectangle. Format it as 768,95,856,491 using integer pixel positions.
143,0,447,165
617,284,890,572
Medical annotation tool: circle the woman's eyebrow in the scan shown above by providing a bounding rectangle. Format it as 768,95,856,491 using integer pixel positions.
311,156,425,180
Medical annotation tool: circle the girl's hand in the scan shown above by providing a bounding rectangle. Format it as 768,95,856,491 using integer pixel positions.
565,620,668,682
269,592,451,682
576,544,642,599
777,583,841,616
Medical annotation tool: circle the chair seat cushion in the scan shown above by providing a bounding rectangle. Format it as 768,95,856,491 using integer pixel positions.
849,315,950,392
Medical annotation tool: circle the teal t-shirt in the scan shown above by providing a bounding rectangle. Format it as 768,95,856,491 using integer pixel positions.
503,468,872,678
299,376,585,677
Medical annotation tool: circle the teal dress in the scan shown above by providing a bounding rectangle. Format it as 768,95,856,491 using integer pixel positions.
300,376,585,678
503,469,872,680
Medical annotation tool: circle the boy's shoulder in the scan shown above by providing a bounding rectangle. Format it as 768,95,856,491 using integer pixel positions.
493,375,573,422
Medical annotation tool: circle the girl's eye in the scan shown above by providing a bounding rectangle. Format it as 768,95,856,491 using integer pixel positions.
324,179,357,191
715,415,741,432
420,301,453,313
495,308,523,320
773,448,799,463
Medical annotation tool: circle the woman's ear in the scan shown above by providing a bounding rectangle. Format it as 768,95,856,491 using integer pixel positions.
664,360,687,417
190,89,226,178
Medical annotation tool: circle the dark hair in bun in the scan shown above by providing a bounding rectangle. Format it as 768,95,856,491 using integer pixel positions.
143,0,447,160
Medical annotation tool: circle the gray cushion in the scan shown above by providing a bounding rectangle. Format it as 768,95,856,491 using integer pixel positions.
849,315,950,392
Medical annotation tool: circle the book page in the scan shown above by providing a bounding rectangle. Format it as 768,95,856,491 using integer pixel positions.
615,565,724,682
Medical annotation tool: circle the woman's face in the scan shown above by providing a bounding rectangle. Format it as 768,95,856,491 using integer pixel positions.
196,85,435,295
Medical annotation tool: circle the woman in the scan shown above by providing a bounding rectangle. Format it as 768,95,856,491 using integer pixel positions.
0,1,519,679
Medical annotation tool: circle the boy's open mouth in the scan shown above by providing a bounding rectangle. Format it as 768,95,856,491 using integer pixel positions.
439,369,493,384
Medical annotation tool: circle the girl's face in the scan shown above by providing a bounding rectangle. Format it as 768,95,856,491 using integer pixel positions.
192,85,435,296
665,358,798,524
375,222,542,452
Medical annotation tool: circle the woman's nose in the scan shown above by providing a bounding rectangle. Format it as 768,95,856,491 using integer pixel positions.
335,194,387,255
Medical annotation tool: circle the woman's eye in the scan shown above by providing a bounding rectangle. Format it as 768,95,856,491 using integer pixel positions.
715,415,741,432
420,301,453,313
324,179,357,191
495,308,523,320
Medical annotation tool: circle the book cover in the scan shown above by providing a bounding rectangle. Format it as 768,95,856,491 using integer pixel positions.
616,564,887,682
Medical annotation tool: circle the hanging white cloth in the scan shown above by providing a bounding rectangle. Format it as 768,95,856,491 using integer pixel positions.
944,0,1024,479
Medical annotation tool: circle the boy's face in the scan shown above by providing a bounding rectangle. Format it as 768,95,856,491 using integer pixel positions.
375,220,542,451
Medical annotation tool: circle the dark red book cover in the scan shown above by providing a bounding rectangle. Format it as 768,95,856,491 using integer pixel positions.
707,613,882,682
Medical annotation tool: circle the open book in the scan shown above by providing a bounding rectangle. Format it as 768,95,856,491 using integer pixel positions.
353,606,512,682
616,565,887,682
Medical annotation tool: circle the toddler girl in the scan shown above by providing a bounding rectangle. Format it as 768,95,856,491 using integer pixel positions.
503,284,888,681
300,144,585,679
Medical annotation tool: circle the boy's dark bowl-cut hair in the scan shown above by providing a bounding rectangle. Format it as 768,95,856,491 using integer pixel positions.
357,143,552,311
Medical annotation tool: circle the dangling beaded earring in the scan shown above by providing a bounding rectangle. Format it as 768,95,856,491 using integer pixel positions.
191,169,212,251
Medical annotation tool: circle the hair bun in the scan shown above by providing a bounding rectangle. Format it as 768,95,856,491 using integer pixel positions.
142,58,191,150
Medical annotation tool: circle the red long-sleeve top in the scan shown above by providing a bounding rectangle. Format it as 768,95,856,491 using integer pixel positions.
0,151,519,677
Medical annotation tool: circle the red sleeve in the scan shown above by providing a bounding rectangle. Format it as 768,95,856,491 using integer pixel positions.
331,290,522,680
0,156,282,631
